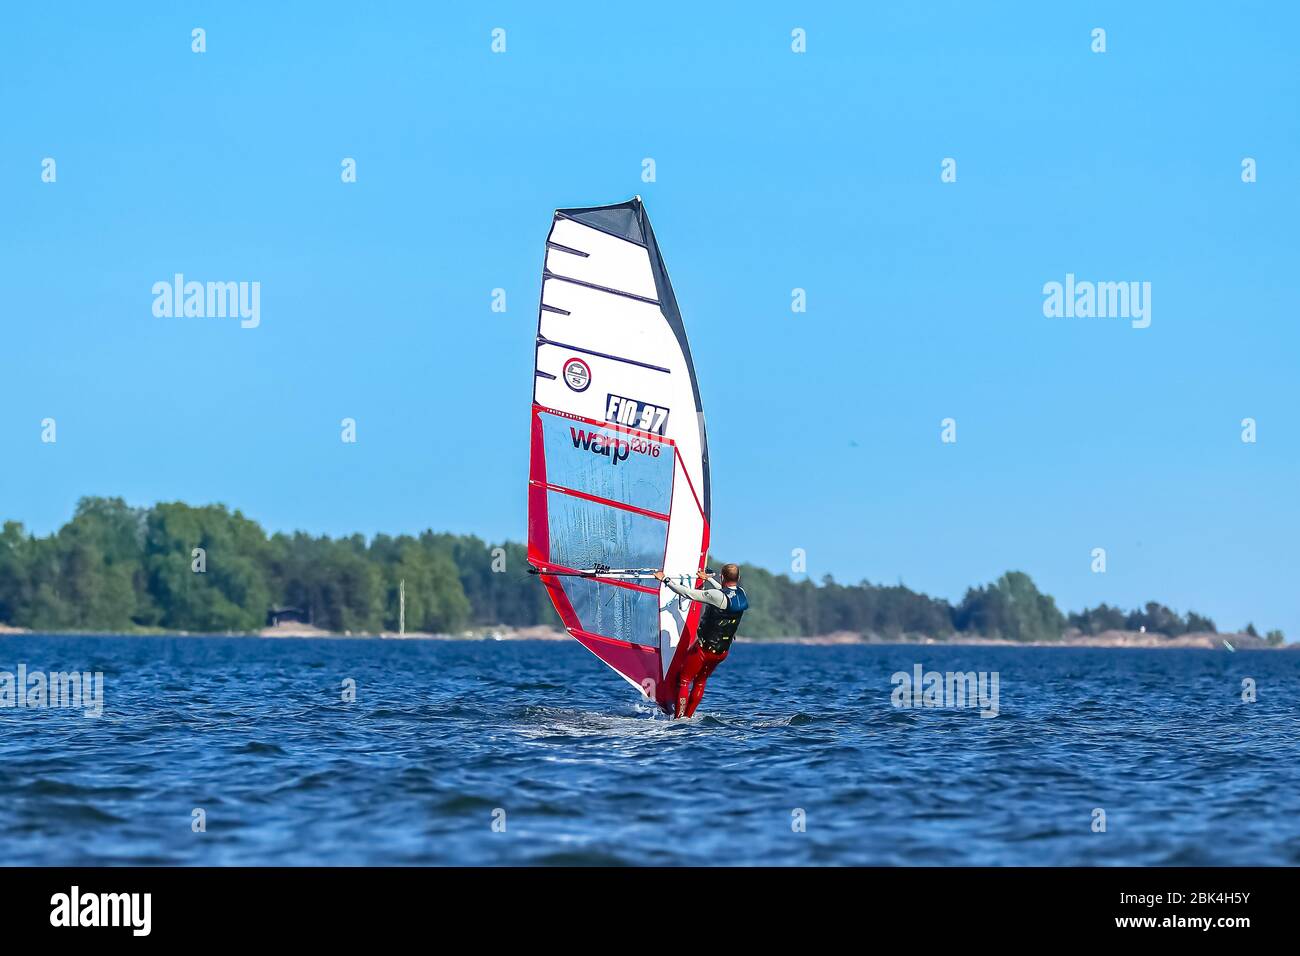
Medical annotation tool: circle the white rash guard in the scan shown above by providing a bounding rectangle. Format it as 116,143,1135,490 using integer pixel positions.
662,576,728,610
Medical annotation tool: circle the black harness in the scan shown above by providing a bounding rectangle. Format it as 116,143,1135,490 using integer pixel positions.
697,586,748,654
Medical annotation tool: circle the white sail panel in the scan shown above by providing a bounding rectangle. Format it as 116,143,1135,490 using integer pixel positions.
527,199,710,709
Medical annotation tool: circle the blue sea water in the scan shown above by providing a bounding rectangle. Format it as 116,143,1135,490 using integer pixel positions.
1,635,1297,866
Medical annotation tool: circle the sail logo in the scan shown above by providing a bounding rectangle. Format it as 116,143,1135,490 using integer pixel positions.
605,393,669,435
562,357,591,391
570,427,661,464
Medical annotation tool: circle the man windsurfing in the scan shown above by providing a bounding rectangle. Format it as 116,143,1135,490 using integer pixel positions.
654,564,748,718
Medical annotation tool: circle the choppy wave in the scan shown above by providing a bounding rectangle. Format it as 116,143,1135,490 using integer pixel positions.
1,636,1298,864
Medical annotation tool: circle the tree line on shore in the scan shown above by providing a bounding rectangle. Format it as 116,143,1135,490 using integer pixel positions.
0,498,1284,645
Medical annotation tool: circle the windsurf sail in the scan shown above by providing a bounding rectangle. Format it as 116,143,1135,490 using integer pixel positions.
527,198,710,713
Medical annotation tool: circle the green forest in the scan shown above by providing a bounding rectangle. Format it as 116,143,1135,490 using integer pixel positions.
0,497,1285,644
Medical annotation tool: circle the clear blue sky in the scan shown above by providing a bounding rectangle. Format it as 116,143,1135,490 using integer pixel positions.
2,3,1296,637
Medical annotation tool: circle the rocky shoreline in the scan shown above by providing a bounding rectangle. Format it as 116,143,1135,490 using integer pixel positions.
772,629,1288,649
0,621,1290,648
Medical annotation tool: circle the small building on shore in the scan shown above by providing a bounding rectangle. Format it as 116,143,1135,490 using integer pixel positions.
266,606,309,627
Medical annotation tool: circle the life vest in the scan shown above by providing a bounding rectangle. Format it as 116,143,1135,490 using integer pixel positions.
697,586,748,654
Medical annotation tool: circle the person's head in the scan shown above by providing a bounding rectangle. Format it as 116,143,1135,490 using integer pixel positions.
720,563,740,586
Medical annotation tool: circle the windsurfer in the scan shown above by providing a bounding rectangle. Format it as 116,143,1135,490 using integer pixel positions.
654,564,748,718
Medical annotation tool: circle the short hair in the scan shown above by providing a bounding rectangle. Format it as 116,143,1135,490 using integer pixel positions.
720,563,740,584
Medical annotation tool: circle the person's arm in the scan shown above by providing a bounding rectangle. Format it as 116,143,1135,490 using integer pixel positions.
658,575,728,609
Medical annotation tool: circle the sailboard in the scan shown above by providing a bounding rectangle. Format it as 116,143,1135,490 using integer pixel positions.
527,198,710,713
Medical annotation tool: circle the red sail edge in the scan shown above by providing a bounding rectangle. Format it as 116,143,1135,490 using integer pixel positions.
527,198,712,714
